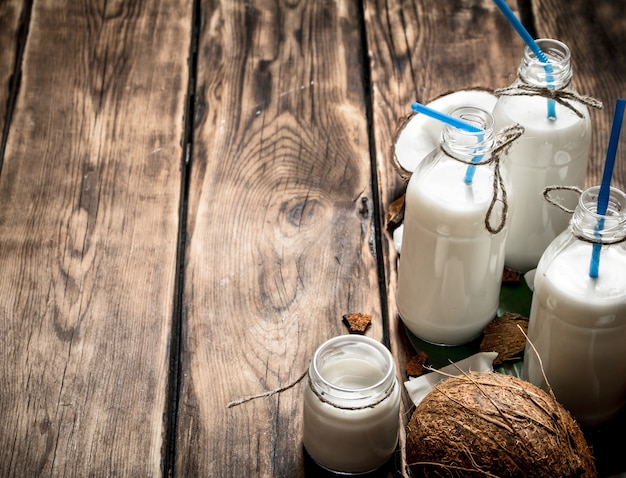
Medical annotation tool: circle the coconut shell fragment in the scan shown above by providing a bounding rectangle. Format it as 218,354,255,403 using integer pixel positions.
342,313,372,334
479,313,529,364
386,194,405,233
502,267,522,286
406,371,596,478
405,351,428,377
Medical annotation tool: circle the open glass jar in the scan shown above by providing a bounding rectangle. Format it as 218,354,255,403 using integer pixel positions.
303,335,400,474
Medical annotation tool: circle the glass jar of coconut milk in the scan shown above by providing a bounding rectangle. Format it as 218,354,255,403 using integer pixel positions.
522,186,626,426
493,39,593,272
302,335,400,474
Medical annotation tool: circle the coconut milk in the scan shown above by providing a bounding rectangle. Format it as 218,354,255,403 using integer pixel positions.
493,97,591,272
396,157,507,345
523,237,626,425
303,336,400,474
493,39,592,272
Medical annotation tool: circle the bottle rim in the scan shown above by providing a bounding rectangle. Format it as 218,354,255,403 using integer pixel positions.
524,38,571,65
579,186,626,219
571,186,626,245
519,38,572,89
441,106,495,160
444,105,494,134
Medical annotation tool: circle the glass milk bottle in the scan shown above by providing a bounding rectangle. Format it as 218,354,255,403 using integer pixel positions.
302,335,400,474
522,186,626,426
493,39,593,272
396,106,510,345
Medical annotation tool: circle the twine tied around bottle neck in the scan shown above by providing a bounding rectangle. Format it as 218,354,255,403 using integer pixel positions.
307,374,396,410
543,185,582,214
543,185,626,245
494,74,603,118
443,123,524,234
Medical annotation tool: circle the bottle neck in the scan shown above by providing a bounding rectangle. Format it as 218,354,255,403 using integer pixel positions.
571,187,626,244
518,38,572,89
441,106,495,161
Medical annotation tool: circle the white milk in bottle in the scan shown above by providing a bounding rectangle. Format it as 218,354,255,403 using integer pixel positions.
522,186,626,426
302,335,400,474
492,39,596,272
396,106,518,345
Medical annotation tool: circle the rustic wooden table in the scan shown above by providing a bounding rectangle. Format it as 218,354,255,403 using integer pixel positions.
1,0,625,476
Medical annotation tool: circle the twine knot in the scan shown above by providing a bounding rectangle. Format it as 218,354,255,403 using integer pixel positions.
494,75,603,118
485,124,525,234
443,124,524,234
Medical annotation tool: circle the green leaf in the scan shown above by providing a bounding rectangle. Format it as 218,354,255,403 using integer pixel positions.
404,275,533,376
497,277,533,317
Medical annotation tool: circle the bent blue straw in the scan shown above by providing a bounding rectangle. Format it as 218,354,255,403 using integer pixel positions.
493,0,556,119
589,98,626,278
410,102,483,184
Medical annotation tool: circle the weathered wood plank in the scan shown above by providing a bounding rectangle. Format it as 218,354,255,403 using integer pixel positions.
0,0,25,142
0,0,191,475
363,0,525,473
529,0,626,189
177,0,380,476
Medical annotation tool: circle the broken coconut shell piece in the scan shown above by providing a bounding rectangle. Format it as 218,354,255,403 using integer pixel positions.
405,351,428,377
393,88,497,174
386,194,405,234
342,313,372,334
479,312,529,365
502,267,522,286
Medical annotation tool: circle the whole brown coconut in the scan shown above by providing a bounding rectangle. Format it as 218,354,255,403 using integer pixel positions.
406,371,596,477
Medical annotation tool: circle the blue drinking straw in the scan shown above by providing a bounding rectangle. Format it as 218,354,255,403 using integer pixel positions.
410,102,483,184
589,98,626,279
493,0,556,119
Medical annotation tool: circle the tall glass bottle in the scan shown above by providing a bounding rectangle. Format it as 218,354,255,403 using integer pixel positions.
493,39,592,272
522,186,626,426
396,106,510,346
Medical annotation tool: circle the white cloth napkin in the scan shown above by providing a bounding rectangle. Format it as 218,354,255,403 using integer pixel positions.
404,351,498,406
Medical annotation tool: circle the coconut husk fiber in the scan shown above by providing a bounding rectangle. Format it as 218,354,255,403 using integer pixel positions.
406,371,596,477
